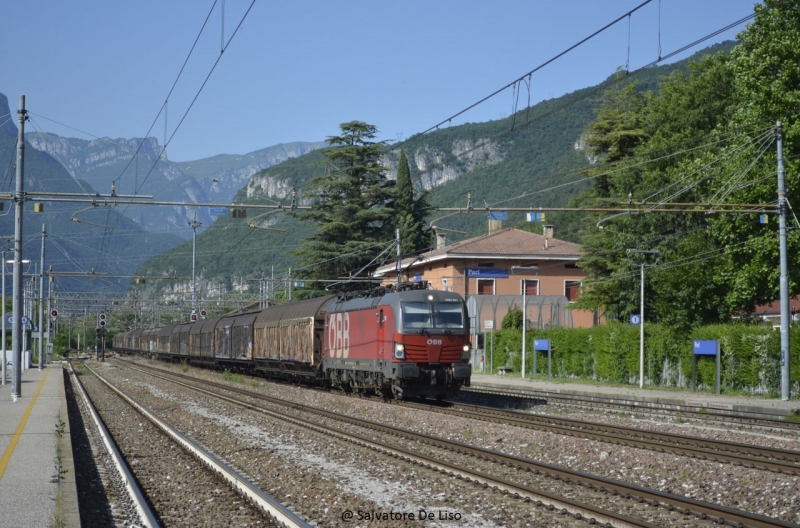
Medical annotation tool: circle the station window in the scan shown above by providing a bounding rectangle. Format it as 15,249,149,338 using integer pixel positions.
565,280,581,302
522,279,538,296
477,279,495,295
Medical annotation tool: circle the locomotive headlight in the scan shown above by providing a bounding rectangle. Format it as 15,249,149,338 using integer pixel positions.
394,343,405,360
462,344,470,360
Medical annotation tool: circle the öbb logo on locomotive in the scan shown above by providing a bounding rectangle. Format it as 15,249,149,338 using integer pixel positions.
328,312,350,358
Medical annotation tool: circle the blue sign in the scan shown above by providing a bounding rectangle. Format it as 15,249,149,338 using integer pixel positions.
413,273,422,282
209,208,228,216
534,339,549,351
759,214,768,224
466,268,509,279
526,212,545,222
6,316,28,325
693,340,718,356
489,212,508,220
630,314,641,325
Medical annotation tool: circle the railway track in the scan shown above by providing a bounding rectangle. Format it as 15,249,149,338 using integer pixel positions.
67,363,159,527
395,398,800,475
461,385,800,430
76,361,310,528
113,357,796,528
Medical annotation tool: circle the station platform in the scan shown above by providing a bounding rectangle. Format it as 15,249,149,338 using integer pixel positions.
469,373,800,420
0,364,79,528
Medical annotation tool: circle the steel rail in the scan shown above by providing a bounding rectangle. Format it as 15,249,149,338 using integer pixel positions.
462,385,800,430
85,363,310,528
401,399,800,474
67,363,159,528
117,359,796,528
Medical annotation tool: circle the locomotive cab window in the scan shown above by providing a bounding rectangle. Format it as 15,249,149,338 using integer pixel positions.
434,302,464,328
401,301,464,330
402,302,432,329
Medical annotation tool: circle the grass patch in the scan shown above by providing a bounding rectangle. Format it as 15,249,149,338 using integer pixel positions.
180,359,190,373
616,412,631,419
221,369,245,383
49,413,66,528
784,409,800,423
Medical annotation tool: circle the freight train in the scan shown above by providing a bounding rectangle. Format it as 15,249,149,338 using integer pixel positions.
114,284,472,399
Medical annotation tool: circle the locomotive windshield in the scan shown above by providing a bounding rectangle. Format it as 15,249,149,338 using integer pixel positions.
402,301,464,330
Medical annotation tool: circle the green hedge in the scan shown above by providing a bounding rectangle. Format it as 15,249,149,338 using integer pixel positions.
481,322,800,396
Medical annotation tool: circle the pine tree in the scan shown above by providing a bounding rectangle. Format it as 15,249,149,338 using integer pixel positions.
291,121,395,294
394,149,433,255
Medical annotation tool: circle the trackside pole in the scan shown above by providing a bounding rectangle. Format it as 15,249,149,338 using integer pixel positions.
11,95,26,401
776,123,791,401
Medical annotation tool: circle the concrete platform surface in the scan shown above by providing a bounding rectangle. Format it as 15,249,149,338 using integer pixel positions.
0,364,79,528
470,373,800,418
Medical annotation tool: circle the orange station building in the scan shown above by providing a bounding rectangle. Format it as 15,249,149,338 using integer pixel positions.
374,226,602,330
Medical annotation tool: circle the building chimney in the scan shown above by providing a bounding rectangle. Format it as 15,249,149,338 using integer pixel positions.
489,218,503,234
436,231,447,250
543,224,554,239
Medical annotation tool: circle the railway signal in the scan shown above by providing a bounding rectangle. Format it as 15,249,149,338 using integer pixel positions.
200,309,207,318
50,309,58,318
191,309,197,322
99,313,106,327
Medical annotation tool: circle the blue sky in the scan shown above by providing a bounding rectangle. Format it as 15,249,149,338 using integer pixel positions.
1,0,759,162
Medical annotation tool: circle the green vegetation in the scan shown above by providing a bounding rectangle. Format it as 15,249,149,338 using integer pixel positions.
291,121,397,295
221,369,245,383
395,149,433,255
484,321,800,394
49,411,67,528
573,0,800,326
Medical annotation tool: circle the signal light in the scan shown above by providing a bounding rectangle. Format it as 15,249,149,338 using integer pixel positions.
191,313,197,322
99,313,106,327
50,309,58,318
200,310,207,317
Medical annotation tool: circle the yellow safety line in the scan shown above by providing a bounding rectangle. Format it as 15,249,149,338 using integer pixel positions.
0,366,52,480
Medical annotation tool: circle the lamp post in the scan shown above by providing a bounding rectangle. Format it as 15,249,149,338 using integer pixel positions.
626,249,660,389
511,265,539,378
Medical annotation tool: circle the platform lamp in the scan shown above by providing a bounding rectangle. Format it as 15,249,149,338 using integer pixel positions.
512,265,539,379
626,249,660,389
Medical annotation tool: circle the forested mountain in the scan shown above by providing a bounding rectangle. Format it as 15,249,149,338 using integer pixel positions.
0,93,183,293
135,41,737,299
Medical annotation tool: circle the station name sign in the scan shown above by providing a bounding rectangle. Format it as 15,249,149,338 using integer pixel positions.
466,268,508,279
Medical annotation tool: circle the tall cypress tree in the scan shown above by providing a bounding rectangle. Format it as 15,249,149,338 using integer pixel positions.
395,149,433,256
292,121,395,294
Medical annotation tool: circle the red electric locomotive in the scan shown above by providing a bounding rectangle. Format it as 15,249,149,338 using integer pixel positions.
323,287,472,399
